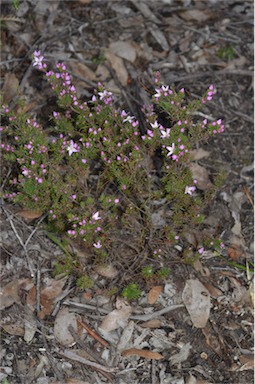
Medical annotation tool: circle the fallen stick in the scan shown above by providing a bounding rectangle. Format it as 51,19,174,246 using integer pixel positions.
58,350,118,373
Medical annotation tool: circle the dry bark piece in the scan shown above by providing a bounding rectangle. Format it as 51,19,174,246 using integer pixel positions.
121,348,163,360
140,319,163,328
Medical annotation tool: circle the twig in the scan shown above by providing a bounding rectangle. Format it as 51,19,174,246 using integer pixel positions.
24,213,47,248
58,350,118,373
37,319,66,384
77,319,109,348
36,260,41,314
163,69,253,84
243,186,254,209
63,300,110,315
130,304,185,321
1,204,35,277
68,325,106,365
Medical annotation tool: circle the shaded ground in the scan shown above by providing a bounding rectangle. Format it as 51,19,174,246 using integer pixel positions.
0,1,254,383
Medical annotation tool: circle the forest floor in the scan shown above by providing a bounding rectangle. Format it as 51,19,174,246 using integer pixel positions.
0,1,254,383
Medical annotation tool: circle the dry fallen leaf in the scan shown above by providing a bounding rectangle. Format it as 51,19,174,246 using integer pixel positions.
68,61,96,83
148,286,163,305
2,72,19,103
189,163,212,190
1,322,25,337
182,279,210,328
95,264,118,278
17,208,43,220
38,277,67,319
104,50,128,86
121,348,163,360
100,298,132,332
189,148,210,161
179,9,211,22
109,41,137,63
0,279,21,309
227,244,244,261
54,307,78,346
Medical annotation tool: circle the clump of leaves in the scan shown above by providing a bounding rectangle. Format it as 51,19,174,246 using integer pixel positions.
217,45,236,61
121,283,141,301
76,275,94,289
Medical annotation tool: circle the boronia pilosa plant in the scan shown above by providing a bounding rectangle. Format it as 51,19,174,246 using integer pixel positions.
1,51,225,292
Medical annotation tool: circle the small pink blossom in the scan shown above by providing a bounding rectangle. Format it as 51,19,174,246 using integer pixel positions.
185,186,196,195
93,240,102,249
92,211,101,221
166,143,175,156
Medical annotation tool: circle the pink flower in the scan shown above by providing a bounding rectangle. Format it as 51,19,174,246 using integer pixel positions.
160,128,171,138
166,143,175,156
185,186,196,195
67,140,79,156
93,240,102,249
92,211,101,221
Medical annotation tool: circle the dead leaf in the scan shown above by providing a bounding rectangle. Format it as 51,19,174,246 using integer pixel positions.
17,208,43,220
0,279,21,309
182,279,210,328
189,163,212,190
2,72,19,103
179,9,211,22
100,299,132,332
148,286,163,304
26,285,36,311
227,244,244,261
37,277,67,319
189,148,210,161
68,62,96,82
2,322,25,337
238,354,254,371
169,342,192,365
54,307,77,346
224,56,247,70
203,282,222,298
23,306,37,343
104,50,128,86
109,41,137,63
121,348,163,360
95,264,118,278
202,324,223,357
193,259,210,277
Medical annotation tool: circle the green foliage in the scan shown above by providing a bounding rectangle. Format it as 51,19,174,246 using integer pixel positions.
76,275,94,289
121,283,141,300
141,265,155,279
156,267,170,279
217,45,236,61
53,255,79,277
12,0,20,11
1,53,225,281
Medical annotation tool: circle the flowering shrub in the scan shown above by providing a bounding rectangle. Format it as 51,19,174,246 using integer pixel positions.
1,51,225,273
